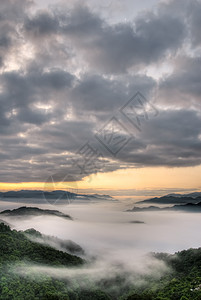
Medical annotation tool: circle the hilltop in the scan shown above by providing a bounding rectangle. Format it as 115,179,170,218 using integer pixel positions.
0,206,72,220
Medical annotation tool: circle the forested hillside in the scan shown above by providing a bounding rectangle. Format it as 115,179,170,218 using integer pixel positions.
1,222,201,299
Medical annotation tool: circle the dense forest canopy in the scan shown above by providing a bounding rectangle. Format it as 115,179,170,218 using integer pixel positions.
0,222,201,299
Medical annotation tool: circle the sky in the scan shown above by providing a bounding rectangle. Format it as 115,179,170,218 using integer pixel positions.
0,0,201,196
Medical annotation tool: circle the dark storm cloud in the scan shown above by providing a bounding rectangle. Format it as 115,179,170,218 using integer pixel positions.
0,0,201,182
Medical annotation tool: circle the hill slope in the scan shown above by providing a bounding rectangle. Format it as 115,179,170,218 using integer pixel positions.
0,206,72,220
0,223,112,300
0,222,82,266
24,228,85,256
1,222,201,299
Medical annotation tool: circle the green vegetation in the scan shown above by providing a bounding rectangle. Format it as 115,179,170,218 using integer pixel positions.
121,249,201,300
0,223,82,266
1,222,201,299
24,228,85,255
0,223,110,300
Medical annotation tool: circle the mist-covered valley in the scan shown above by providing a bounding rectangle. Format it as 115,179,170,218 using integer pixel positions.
2,199,201,255
1,196,201,299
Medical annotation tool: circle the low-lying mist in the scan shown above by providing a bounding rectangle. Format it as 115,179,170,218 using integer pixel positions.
1,199,201,293
13,255,169,294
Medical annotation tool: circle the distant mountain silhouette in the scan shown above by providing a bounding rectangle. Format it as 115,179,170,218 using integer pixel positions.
0,190,76,199
0,190,116,204
127,202,201,212
136,192,201,205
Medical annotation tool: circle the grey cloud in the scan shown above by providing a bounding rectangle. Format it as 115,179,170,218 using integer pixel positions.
37,70,75,90
17,107,52,125
24,11,59,36
189,2,201,46
0,35,11,49
71,73,156,116
115,109,201,167
0,68,74,116
159,56,201,106
0,0,31,21
1,68,201,181
59,5,103,37
0,0,31,67
0,0,200,183
62,5,185,73
23,4,186,73
156,0,201,47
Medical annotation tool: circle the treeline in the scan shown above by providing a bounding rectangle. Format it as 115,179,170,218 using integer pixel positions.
121,249,201,300
0,223,110,300
1,223,201,299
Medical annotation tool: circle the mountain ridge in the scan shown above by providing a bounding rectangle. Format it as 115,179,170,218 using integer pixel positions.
0,190,117,205
0,189,113,198
136,192,201,205
128,201,201,212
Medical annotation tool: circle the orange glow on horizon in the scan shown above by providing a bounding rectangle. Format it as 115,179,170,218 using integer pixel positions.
0,165,201,193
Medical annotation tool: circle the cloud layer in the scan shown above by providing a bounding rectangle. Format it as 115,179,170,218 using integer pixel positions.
0,0,201,182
